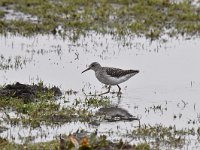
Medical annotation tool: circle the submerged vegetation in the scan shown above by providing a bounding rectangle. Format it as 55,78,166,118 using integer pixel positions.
0,125,199,150
0,55,32,71
0,0,200,38
0,82,199,149
131,125,197,149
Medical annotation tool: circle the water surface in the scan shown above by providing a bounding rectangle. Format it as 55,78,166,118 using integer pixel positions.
0,33,200,148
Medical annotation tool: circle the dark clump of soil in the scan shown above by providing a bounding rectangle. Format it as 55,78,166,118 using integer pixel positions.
0,82,62,103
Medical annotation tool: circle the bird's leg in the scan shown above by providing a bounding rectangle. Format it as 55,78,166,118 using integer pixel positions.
117,85,121,92
117,85,122,96
99,85,111,96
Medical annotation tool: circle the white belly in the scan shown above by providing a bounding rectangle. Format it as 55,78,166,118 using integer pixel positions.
96,73,134,85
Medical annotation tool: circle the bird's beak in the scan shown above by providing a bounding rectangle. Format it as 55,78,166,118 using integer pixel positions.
81,67,90,74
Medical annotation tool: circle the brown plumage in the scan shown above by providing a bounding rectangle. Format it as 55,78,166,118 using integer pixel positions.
104,67,139,78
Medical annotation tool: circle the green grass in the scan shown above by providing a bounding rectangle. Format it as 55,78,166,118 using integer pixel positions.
0,10,5,18
0,0,199,39
0,137,60,150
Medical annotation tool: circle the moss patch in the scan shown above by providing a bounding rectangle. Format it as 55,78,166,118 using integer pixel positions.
0,82,111,128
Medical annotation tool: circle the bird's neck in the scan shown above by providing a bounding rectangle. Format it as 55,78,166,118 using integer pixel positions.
93,66,102,72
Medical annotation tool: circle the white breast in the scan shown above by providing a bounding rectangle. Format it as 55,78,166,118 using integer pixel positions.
96,72,135,85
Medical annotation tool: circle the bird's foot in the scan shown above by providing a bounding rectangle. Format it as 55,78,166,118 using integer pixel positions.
98,92,109,96
87,92,103,96
98,86,111,96
84,93,108,96
110,91,122,96
117,91,122,96
83,91,99,97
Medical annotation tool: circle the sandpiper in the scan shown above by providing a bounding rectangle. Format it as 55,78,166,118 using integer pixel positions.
82,62,139,95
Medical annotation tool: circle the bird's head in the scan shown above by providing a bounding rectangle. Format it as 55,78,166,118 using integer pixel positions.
82,62,101,73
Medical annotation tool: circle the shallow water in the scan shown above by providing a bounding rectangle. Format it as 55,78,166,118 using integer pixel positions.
0,33,200,148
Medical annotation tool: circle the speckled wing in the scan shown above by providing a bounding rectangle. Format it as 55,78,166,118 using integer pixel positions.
104,67,139,78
